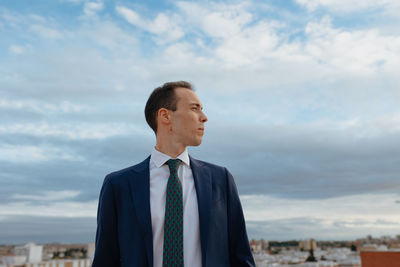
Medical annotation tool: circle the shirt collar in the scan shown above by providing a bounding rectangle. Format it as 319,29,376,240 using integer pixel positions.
150,147,190,168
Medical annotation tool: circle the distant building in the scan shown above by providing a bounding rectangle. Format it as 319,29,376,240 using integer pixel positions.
250,240,262,253
1,259,92,267
361,244,378,251
87,243,95,260
24,258,92,267
360,251,400,267
1,243,94,267
14,243,43,263
259,238,269,250
388,242,400,249
2,243,42,266
43,243,93,260
299,239,317,251
2,255,27,266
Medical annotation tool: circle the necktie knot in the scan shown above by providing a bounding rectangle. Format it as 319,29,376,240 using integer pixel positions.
166,159,181,174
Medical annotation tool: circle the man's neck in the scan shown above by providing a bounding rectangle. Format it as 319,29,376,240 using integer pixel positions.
154,143,186,158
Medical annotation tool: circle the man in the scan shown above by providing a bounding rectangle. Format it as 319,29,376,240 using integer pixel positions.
92,81,255,267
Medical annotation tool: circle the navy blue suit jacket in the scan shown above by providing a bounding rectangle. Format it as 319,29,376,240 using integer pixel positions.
92,156,255,267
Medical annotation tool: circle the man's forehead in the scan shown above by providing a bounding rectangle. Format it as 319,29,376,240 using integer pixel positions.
175,87,201,104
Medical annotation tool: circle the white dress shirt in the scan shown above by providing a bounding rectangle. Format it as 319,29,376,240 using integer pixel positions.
150,147,202,267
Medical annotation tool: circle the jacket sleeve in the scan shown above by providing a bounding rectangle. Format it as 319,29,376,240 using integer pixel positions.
225,168,256,267
92,175,121,267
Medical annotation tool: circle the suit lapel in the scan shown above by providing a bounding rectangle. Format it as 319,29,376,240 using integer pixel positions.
128,156,153,267
190,156,212,267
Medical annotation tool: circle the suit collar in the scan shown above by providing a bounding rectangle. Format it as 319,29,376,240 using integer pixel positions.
131,155,150,173
150,147,190,168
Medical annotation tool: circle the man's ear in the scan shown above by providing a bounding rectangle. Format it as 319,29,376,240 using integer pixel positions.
157,108,171,126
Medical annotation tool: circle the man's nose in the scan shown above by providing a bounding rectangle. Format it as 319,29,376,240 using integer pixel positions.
200,111,208,123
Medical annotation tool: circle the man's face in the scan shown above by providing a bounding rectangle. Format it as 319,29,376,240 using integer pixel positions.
170,87,208,147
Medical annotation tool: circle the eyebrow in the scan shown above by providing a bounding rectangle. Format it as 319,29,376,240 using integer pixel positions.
190,103,203,110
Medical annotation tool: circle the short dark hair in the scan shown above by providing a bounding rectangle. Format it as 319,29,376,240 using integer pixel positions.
145,81,193,134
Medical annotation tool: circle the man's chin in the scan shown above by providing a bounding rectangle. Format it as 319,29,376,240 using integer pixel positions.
189,139,203,147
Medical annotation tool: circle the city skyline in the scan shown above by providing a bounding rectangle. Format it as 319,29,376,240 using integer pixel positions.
1,0,400,243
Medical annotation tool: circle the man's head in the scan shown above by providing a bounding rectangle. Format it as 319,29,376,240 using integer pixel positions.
145,81,208,147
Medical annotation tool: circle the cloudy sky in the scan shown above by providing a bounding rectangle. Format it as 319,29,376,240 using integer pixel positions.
1,0,400,244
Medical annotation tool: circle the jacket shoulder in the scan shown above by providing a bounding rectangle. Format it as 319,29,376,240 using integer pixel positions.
190,157,228,176
104,156,150,185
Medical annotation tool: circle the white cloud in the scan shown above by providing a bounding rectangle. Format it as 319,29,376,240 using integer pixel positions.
1,191,95,220
295,0,398,12
28,14,47,23
1,2,398,122
296,1,400,21
80,20,137,50
115,6,141,25
9,45,25,54
0,9,23,27
174,1,400,76
187,11,400,76
176,2,282,66
0,200,97,218
0,98,90,114
83,2,104,17
0,122,146,140
11,190,80,201
1,10,48,28
60,0,85,3
243,193,400,239
337,114,400,137
0,144,84,162
242,193,400,226
303,16,400,75
215,21,281,66
177,1,253,38
115,6,184,43
30,24,64,39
